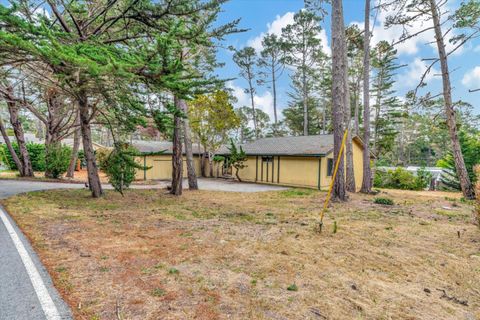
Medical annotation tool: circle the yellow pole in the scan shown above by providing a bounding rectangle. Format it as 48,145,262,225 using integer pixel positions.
318,129,348,232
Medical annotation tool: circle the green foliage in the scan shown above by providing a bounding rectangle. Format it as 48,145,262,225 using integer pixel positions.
100,143,146,195
281,9,329,135
168,268,179,275
45,143,72,178
287,284,298,291
279,189,316,197
374,167,430,191
151,288,166,297
437,130,480,190
189,91,240,154
235,106,271,139
416,167,433,189
373,197,394,205
226,139,247,181
371,41,403,160
0,143,46,171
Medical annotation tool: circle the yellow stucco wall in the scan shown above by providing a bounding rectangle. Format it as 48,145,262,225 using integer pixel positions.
319,139,365,191
236,139,365,191
135,155,203,180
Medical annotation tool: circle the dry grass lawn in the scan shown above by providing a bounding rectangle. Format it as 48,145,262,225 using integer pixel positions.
2,187,480,320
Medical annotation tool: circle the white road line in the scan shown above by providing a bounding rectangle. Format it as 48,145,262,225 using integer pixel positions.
0,206,61,320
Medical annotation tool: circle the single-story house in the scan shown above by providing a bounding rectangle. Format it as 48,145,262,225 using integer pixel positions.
133,134,369,191
218,134,366,191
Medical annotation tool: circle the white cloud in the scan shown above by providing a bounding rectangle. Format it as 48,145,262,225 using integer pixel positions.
462,66,480,89
401,57,440,88
247,12,295,51
247,12,331,56
227,82,276,122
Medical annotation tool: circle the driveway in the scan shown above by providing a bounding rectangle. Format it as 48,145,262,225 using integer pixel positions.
0,178,287,320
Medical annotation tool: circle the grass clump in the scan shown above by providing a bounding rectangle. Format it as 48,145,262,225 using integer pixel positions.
373,197,394,206
280,189,315,198
168,268,179,275
287,284,298,291
151,288,166,297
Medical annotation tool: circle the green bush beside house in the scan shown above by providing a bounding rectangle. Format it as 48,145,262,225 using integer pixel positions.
374,167,432,191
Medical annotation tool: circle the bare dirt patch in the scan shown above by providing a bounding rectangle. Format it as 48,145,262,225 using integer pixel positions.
2,188,479,320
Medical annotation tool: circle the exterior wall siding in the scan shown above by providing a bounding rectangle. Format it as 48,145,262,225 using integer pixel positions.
135,155,203,180
136,139,366,190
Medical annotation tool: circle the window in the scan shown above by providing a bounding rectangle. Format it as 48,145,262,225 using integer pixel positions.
262,156,273,163
327,158,334,176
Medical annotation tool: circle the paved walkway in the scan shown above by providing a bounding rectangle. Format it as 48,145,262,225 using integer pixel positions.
0,178,287,319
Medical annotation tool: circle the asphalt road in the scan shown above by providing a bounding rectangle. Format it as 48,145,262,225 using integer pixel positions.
0,180,78,320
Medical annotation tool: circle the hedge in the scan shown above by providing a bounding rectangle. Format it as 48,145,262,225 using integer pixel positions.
0,142,46,171
374,167,432,191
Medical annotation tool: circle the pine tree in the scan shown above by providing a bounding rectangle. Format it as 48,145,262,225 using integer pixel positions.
281,10,326,136
371,41,403,164
258,34,285,135
232,47,260,138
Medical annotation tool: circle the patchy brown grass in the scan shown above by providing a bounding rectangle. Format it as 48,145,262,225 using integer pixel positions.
2,188,480,320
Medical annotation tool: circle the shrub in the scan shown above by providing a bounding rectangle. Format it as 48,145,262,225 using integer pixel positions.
226,139,247,182
96,148,112,169
287,284,298,291
0,142,46,171
373,197,394,205
45,143,72,178
100,143,146,195
374,167,431,191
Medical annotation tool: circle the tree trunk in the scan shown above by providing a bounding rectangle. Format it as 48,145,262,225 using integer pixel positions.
200,151,207,177
66,120,81,178
272,65,278,135
429,0,475,199
344,30,355,192
345,79,355,192
249,81,258,139
208,152,214,178
6,87,34,177
303,69,309,136
177,98,198,190
354,76,361,136
360,0,373,194
235,167,242,182
78,92,103,197
170,98,183,196
331,0,347,201
0,116,23,173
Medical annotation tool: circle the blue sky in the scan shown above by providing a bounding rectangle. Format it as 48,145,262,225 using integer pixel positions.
215,0,480,121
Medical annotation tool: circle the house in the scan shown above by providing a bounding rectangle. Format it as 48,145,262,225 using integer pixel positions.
132,140,205,180
134,134,369,191
218,134,367,191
